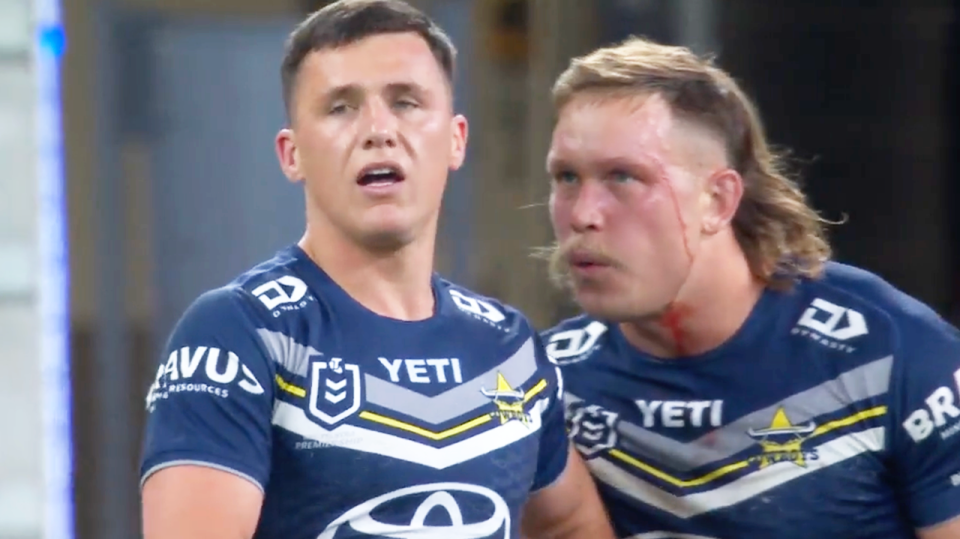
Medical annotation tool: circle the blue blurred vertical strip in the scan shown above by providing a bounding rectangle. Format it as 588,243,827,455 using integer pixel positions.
33,0,74,538
423,0,475,286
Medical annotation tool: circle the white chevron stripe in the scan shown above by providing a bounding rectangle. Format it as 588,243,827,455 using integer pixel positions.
324,391,345,404
590,427,885,519
325,378,347,391
272,399,549,469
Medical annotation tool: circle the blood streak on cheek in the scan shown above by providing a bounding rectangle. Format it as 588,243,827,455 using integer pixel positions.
651,158,694,265
650,157,694,356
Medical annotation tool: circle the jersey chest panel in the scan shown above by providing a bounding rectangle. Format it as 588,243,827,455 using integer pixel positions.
562,343,899,539
258,316,550,539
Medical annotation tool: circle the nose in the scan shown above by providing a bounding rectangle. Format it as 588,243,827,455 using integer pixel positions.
361,99,398,150
568,182,605,233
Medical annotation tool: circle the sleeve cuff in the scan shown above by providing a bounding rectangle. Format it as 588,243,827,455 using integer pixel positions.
912,487,960,531
140,454,265,493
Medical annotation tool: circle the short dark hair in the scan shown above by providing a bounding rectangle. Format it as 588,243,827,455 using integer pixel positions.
280,0,457,118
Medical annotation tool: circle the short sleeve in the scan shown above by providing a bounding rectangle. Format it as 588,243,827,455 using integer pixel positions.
531,335,571,492
890,316,960,529
140,288,275,492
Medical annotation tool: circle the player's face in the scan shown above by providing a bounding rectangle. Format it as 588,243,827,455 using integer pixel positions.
277,32,467,250
546,93,713,320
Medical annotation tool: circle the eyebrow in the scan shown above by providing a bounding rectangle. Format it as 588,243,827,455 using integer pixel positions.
323,84,362,104
384,81,429,98
324,81,430,103
545,157,571,175
546,155,655,175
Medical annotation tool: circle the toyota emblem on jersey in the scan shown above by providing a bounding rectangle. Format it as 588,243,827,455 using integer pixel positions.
309,356,362,426
317,482,511,539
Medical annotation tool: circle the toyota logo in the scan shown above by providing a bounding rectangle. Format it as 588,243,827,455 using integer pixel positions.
317,482,511,539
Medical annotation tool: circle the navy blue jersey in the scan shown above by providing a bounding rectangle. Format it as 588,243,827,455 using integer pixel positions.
140,245,568,539
541,262,960,539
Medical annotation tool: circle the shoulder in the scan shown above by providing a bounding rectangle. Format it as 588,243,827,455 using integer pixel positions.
799,263,960,419
539,314,610,366
436,278,537,338
798,262,956,355
231,249,316,318
173,248,313,336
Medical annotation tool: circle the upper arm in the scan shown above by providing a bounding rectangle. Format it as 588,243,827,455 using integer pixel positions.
142,465,263,539
529,338,570,493
140,289,275,539
522,336,614,539
890,317,960,532
521,445,615,539
918,516,960,539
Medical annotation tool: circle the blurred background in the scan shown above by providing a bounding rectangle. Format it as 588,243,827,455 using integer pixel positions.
0,0,958,538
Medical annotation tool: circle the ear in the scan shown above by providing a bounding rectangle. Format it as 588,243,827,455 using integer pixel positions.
700,168,743,235
448,114,468,171
275,127,304,183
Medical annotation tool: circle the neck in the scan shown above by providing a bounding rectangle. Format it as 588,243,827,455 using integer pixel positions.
298,217,438,321
619,234,765,358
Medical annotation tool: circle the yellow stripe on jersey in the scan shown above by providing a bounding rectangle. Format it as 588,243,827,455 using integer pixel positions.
276,375,306,398
360,410,494,440
523,379,549,402
272,375,550,441
607,405,887,488
361,378,550,440
811,406,887,437
275,376,547,402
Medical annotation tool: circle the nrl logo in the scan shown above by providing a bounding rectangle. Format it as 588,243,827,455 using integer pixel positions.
308,356,362,426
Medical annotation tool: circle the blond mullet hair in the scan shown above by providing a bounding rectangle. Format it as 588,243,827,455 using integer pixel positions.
551,36,833,289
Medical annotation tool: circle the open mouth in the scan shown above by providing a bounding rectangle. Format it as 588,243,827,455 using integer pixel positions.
568,252,610,270
357,163,405,187
572,261,608,272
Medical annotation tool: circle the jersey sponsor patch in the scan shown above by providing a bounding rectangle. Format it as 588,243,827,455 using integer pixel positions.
378,357,465,384
449,289,507,330
902,365,960,442
251,275,314,316
635,399,724,429
146,346,264,411
317,482,511,539
791,298,868,353
544,321,607,364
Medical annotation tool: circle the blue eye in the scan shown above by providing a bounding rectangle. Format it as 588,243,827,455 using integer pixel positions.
554,171,578,184
610,170,634,183
394,99,419,110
